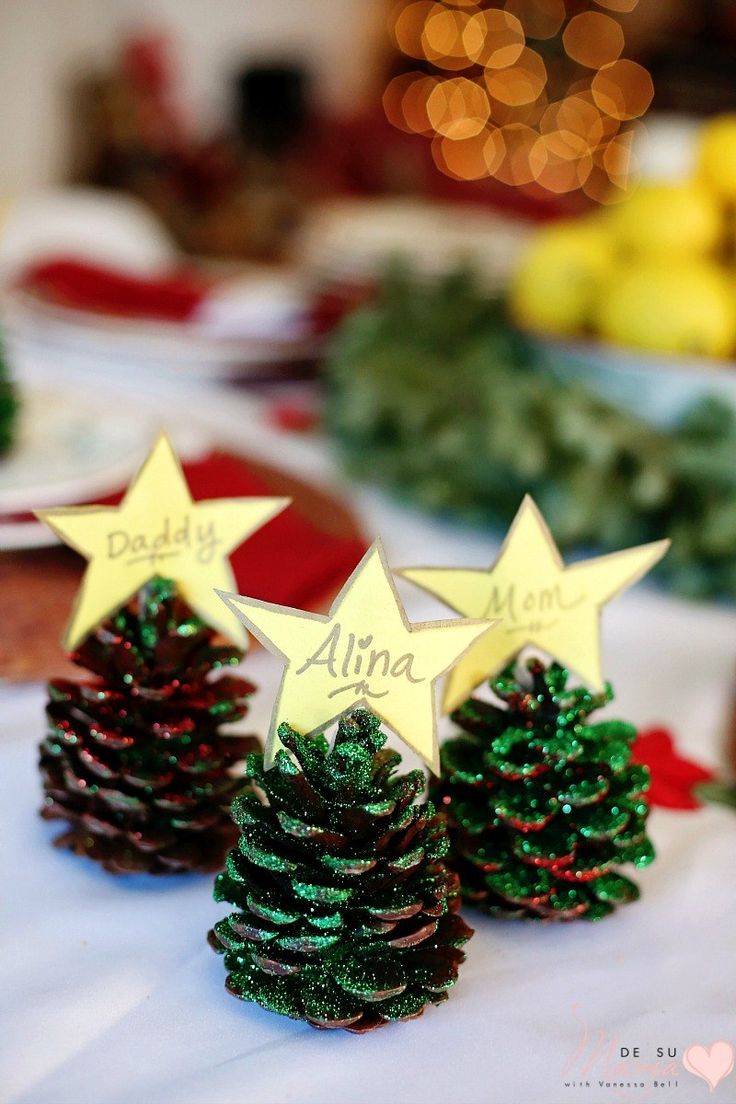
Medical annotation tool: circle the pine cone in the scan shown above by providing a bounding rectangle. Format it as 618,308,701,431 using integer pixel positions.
209,709,472,1032
432,659,655,921
40,577,259,874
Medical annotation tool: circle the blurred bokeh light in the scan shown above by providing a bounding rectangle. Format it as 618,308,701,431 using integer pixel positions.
386,0,653,199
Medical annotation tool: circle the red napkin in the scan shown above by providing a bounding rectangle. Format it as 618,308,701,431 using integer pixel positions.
13,450,366,611
181,451,366,609
20,258,210,321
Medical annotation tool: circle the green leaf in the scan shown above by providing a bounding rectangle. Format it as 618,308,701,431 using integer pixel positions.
696,781,736,810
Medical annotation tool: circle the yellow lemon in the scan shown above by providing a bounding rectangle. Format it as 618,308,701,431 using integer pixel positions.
698,114,736,201
596,261,736,359
606,182,722,258
510,219,614,337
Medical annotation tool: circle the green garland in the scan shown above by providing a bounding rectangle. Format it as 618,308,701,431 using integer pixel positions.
0,331,18,456
324,267,736,601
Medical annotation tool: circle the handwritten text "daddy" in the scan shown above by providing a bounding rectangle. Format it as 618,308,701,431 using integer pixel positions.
106,515,222,567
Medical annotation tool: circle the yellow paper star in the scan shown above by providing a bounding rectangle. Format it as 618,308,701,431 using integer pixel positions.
217,540,496,772
36,433,290,650
400,495,670,712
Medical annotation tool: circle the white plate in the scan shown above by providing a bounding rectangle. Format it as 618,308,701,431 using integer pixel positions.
2,282,320,384
298,198,532,293
0,386,156,548
0,517,64,550
0,187,178,283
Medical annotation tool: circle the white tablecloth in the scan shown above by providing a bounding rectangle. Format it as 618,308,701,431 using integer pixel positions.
2,382,736,1104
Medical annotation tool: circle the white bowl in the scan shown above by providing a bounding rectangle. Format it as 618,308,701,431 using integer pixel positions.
534,334,736,428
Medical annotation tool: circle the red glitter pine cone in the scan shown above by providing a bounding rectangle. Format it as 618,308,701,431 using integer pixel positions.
40,577,259,874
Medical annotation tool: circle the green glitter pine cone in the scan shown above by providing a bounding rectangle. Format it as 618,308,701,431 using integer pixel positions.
208,709,473,1033
431,659,655,921
40,577,259,875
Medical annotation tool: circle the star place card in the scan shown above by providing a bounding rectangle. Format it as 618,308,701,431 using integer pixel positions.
37,432,291,649
217,539,497,772
399,495,669,712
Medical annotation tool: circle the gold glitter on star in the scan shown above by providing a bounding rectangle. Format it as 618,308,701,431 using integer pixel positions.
37,432,290,650
217,539,496,772
400,495,669,712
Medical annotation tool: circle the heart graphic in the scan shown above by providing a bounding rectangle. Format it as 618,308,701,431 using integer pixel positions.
683,1041,735,1092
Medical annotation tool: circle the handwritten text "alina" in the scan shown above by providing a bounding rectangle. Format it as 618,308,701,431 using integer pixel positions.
295,623,424,700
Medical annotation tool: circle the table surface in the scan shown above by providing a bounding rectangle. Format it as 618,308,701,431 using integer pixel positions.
2,374,736,1104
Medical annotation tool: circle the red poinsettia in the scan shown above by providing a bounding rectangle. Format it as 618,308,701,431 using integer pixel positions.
631,728,716,810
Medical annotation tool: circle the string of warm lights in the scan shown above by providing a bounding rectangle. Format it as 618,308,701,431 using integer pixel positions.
384,0,653,199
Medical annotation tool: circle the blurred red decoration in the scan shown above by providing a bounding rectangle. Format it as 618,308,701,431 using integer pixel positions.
631,727,716,811
70,33,307,260
20,258,208,321
268,401,319,434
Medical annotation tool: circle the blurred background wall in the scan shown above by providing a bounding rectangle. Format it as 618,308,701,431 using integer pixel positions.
0,0,379,190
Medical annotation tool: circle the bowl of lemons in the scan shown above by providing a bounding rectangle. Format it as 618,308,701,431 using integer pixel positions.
509,115,736,427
